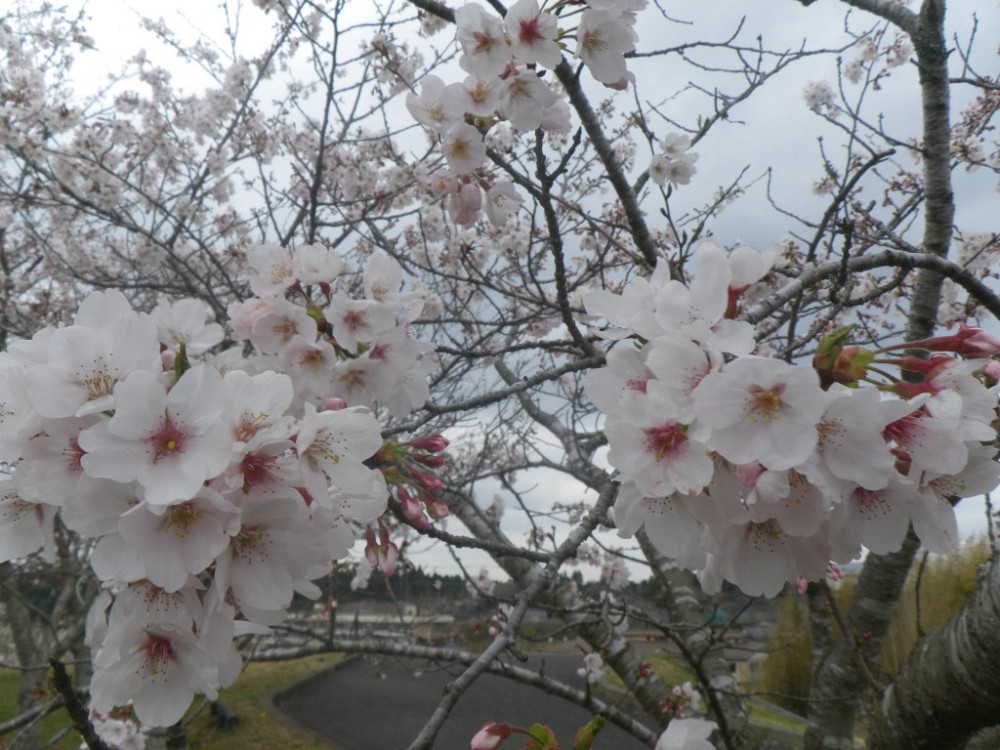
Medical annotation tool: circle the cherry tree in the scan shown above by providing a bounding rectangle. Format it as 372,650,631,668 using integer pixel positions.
0,0,998,749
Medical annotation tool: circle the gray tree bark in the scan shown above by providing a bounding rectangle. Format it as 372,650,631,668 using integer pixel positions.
867,558,1000,749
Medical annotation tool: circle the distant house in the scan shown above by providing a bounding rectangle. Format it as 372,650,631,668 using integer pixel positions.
729,649,768,689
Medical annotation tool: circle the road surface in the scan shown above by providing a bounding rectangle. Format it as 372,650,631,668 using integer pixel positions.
273,651,652,749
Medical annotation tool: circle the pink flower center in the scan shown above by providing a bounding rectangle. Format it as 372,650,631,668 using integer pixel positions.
141,633,174,676
644,424,687,460
626,377,648,394
273,318,297,340
241,452,278,492
342,309,366,331
152,415,186,462
65,436,86,474
581,29,605,54
883,412,921,444
518,17,543,45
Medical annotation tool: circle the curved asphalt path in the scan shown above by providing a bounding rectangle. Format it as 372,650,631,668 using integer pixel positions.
273,651,651,749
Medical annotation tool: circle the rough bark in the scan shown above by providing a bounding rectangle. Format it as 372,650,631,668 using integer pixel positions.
867,558,1000,749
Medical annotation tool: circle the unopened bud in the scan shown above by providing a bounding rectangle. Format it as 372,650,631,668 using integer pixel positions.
471,722,511,750
409,435,449,452
323,397,348,411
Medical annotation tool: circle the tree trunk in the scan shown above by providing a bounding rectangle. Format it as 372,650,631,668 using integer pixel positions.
867,558,1000,749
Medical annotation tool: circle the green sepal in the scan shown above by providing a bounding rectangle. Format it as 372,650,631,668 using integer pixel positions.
173,342,190,381
813,325,856,370
524,723,560,750
573,716,606,750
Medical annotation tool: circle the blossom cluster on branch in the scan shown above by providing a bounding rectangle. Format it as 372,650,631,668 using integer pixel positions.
0,247,437,726
585,241,1000,597
403,0,647,228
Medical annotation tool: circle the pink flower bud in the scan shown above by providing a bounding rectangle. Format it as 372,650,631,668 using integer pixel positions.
827,562,844,581
426,499,450,520
471,722,511,750
914,325,1000,358
323,397,348,411
377,542,399,575
413,452,447,469
161,350,177,370
398,488,431,530
412,470,444,494
409,435,450,452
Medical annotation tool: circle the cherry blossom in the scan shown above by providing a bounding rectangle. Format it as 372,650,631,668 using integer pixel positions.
605,396,714,498
691,357,824,471
0,475,57,563
441,122,488,176
655,718,718,750
504,0,561,69
499,70,558,132
455,4,512,79
294,403,385,502
26,317,161,419
575,10,634,85
79,366,232,506
405,75,465,134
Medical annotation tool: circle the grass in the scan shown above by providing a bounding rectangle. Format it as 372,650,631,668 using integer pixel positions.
0,667,79,750
747,699,807,735
1,653,344,750
185,653,344,750
591,652,808,742
597,651,694,699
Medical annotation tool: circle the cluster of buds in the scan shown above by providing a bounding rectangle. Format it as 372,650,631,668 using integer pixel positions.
659,682,698,720
378,435,450,529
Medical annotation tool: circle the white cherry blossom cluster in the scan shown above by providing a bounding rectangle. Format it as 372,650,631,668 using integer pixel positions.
584,241,1000,597
405,0,646,227
0,248,436,726
649,133,699,188
226,245,435,417
843,30,913,84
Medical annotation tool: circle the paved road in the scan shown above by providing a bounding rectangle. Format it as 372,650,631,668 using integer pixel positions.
273,652,651,749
